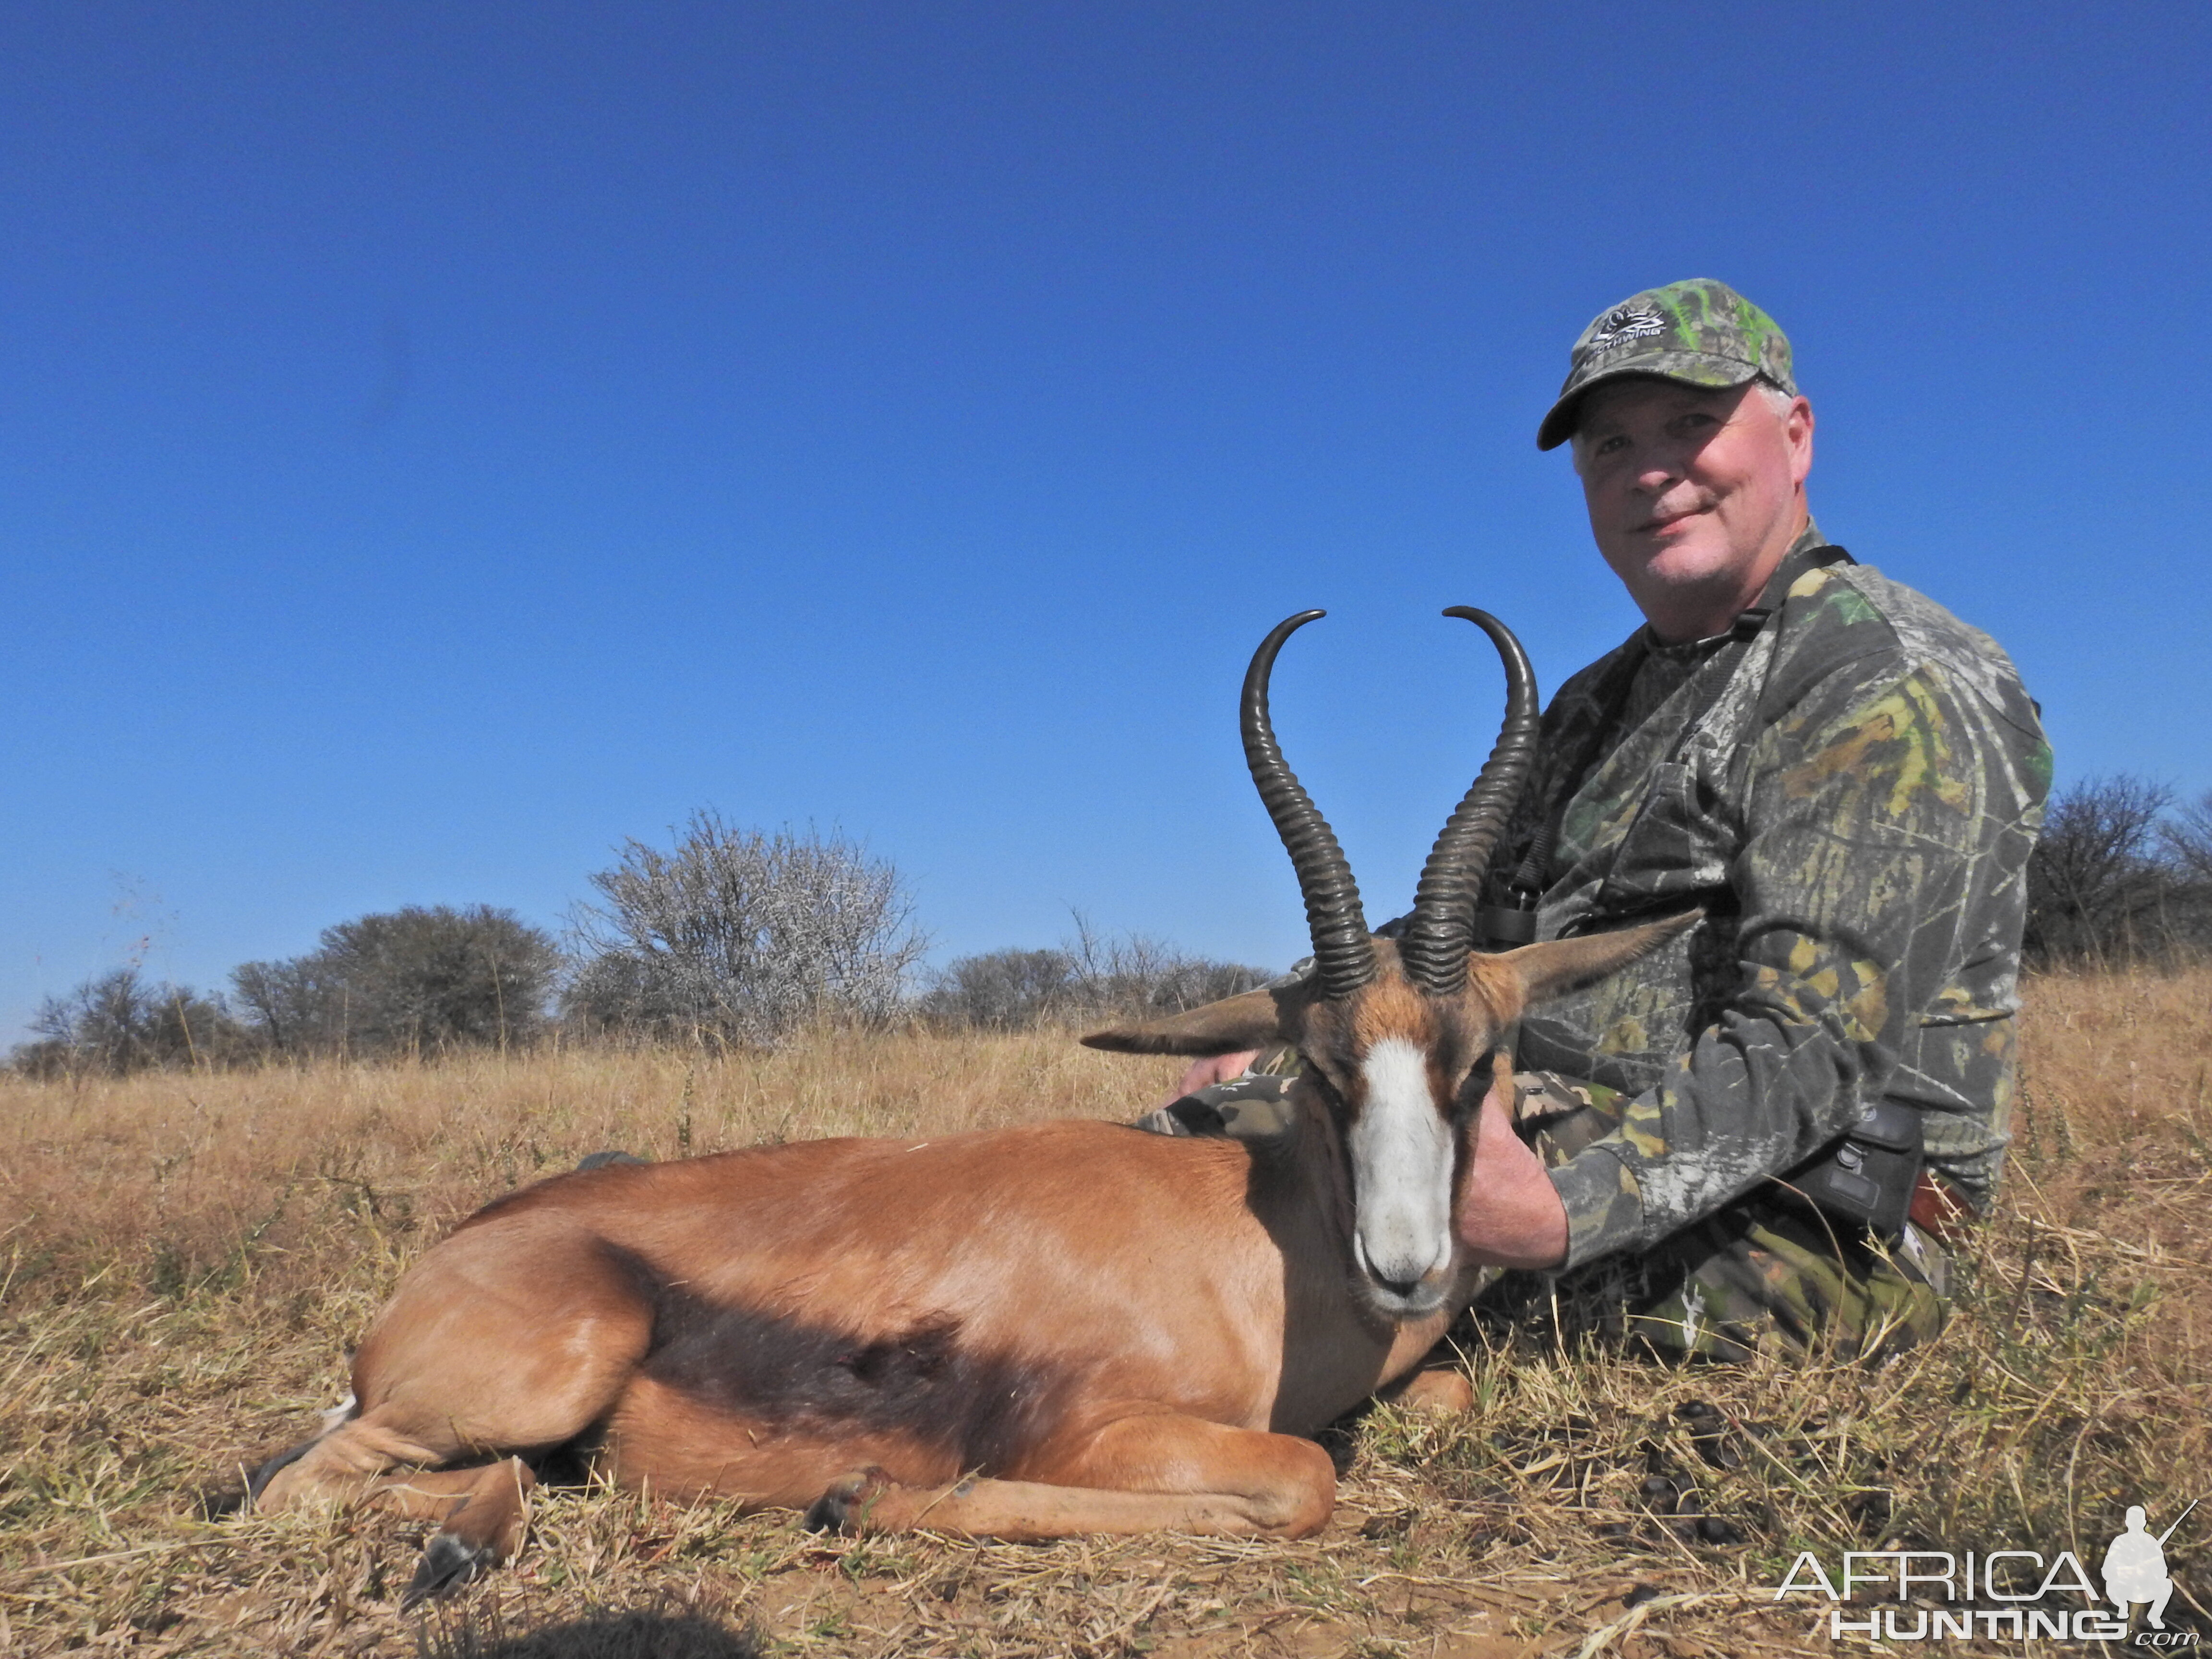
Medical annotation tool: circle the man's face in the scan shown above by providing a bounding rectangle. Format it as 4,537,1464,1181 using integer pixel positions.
1571,378,1814,641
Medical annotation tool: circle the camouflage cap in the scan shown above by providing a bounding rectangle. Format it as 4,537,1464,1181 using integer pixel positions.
1536,279,1796,451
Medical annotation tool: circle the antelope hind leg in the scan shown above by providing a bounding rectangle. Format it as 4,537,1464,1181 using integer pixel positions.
807,1412,1336,1541
252,1410,539,1604
378,1459,537,1607
252,1217,653,1597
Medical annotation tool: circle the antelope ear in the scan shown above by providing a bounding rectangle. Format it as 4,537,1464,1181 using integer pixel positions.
1497,909,1703,1008
1081,985,1296,1056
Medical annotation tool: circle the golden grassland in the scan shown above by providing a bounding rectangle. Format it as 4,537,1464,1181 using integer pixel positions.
3,969,2208,1657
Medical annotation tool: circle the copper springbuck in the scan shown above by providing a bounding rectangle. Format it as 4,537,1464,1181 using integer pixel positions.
245,608,1694,1602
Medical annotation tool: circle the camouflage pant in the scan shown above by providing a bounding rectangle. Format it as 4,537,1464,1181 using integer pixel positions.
1138,1069,1948,1364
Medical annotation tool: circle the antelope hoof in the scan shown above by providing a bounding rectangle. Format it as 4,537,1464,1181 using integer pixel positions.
803,1466,894,1535
402,1533,494,1609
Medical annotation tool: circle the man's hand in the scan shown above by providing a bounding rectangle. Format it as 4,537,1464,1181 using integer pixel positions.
1455,1078,1570,1270
1165,1050,1259,1104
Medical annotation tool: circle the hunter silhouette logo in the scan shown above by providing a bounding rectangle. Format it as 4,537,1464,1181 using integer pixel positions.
2105,1500,2194,1631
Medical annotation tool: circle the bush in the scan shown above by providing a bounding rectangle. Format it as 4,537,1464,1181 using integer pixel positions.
917,948,1084,1030
231,904,560,1058
918,918,1273,1031
2164,787,2212,886
565,814,926,1047
2023,776,2212,967
12,967,252,1077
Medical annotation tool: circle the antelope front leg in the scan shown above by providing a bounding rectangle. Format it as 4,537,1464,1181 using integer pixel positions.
1377,1366,1475,1414
806,1413,1335,1541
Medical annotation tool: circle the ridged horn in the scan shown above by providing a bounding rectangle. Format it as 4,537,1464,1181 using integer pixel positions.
1397,607,1541,996
1242,611,1375,1000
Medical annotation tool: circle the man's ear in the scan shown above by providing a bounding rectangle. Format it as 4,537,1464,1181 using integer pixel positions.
1497,910,1702,1009
1081,984,1298,1057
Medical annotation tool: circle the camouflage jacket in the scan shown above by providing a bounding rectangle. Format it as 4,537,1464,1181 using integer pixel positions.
1501,527,2051,1270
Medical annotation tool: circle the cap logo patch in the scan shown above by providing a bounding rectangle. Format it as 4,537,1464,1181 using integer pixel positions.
1586,303,1668,355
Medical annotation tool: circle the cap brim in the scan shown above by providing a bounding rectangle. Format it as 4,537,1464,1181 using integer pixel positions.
1535,357,1765,451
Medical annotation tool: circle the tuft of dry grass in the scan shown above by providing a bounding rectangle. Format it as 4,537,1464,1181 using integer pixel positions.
3,975,2208,1656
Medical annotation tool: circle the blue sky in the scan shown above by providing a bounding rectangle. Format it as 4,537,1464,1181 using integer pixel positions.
4,3,2207,1039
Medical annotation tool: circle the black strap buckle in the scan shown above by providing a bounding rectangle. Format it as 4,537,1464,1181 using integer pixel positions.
1475,897,1539,948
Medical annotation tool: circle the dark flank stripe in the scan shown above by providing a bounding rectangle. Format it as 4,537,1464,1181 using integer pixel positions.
601,1242,1057,1476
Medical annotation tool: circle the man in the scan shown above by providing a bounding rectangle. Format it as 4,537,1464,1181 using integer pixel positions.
1163,280,2049,1361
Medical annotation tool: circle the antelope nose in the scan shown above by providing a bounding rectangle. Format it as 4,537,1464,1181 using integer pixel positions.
1357,1236,1439,1300
1370,1269,1427,1302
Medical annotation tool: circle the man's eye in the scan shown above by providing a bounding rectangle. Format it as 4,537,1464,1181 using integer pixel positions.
1594,434,1630,456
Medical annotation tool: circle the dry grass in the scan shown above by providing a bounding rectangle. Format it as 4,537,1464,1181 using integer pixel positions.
3,974,2208,1657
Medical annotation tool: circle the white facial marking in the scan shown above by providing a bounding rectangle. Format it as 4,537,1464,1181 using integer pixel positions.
1349,1036,1455,1294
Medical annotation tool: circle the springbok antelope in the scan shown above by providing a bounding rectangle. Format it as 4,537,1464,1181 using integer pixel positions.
244,608,1694,1603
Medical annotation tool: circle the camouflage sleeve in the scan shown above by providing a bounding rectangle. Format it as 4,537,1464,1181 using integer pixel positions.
1549,643,2049,1269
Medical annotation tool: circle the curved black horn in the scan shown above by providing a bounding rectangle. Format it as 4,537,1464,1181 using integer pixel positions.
1242,611,1376,1000
1397,607,1541,997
